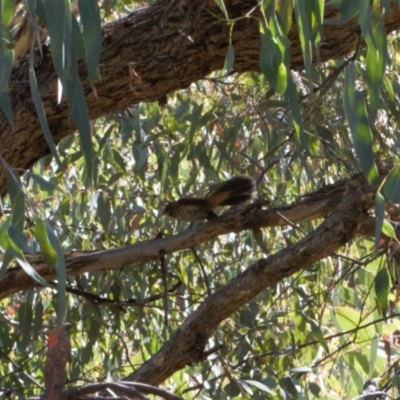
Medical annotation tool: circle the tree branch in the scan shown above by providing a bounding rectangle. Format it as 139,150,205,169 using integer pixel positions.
0,175,368,298
126,182,375,385
1,1,400,195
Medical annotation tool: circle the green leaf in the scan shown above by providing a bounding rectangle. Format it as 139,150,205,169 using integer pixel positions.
1,0,17,25
45,0,66,84
243,380,276,395
6,166,25,230
34,219,58,269
45,222,67,325
25,0,45,55
71,14,86,59
294,0,312,83
12,242,49,287
27,171,57,192
259,20,286,94
359,0,375,49
252,228,269,254
336,1,359,24
277,0,294,34
78,0,101,78
343,63,379,184
366,18,387,122
285,74,306,148
224,41,235,74
0,219,13,279
381,220,395,239
8,225,32,255
374,192,385,253
368,334,379,376
374,268,389,319
70,77,94,187
214,0,229,19
335,307,374,343
29,64,62,166
97,193,111,232
382,166,400,204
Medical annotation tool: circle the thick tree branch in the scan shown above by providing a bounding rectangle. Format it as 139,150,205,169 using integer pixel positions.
1,1,400,195
0,174,370,299
126,182,375,386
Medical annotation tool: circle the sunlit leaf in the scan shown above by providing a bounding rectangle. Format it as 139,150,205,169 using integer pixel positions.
34,219,57,268
29,64,62,166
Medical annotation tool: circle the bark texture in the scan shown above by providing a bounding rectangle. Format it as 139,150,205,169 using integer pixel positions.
1,1,400,195
127,182,376,385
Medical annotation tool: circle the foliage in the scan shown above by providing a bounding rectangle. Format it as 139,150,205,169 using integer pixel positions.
1,0,400,399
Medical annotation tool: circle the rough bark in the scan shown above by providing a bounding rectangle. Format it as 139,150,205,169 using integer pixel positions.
126,182,376,385
1,1,400,196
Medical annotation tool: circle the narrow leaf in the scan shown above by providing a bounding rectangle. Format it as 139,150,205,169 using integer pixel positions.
34,219,58,268
374,192,385,254
45,0,66,84
383,166,400,203
366,18,387,122
6,167,25,230
214,0,229,19
70,78,94,187
343,63,379,184
45,222,67,325
374,268,389,319
78,0,101,78
29,64,62,166
224,41,235,74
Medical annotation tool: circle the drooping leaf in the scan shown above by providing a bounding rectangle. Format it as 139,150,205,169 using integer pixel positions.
366,15,387,122
343,63,379,184
29,64,62,166
34,219,57,269
382,166,400,204
45,222,67,325
78,0,101,78
45,0,66,85
374,192,385,255
224,41,235,75
69,77,94,187
6,166,25,230
374,268,389,319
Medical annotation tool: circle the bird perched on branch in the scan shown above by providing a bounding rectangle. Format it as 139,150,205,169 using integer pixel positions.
163,176,255,222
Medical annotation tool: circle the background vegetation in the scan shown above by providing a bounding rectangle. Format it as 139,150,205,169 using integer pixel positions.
1,0,400,399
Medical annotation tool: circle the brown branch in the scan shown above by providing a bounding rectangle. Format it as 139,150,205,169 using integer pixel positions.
2,1,400,195
125,182,375,385
0,175,367,299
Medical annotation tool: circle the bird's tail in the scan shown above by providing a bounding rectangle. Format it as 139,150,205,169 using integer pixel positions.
206,176,255,208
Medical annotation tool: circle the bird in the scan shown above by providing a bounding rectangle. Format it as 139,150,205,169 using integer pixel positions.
163,175,255,222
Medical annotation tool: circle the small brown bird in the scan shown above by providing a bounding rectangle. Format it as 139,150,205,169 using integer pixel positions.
163,176,255,222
